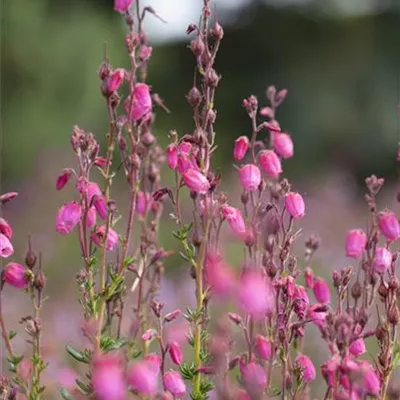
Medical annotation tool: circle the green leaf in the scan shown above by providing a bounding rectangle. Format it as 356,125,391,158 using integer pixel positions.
66,346,88,363
75,379,91,395
60,388,75,400
179,362,196,380
392,343,400,368
8,330,17,340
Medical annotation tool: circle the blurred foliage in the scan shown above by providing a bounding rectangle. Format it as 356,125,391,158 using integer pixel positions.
2,0,400,187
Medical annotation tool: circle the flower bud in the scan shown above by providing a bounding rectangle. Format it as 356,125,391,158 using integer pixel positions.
285,192,305,219
114,0,133,13
187,86,202,108
273,133,293,159
239,164,261,192
0,192,18,205
227,312,242,325
56,169,72,191
349,338,366,357
163,371,186,398
105,69,125,94
259,150,282,178
91,225,119,251
127,83,152,121
241,363,266,395
345,229,367,258
182,169,210,193
127,361,158,396
164,309,181,323
143,353,161,373
142,329,156,341
86,206,97,228
190,35,205,57
255,335,272,360
55,201,82,235
221,205,246,236
233,136,249,161
313,278,331,304
139,45,153,62
3,262,29,289
168,341,183,365
378,210,400,241
373,247,392,274
211,21,224,40
388,305,400,325
166,144,178,170
295,354,316,383
304,267,314,289
205,68,220,88
351,281,362,300
206,252,236,296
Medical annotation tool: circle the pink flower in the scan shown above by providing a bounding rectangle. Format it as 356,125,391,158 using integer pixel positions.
127,361,158,396
255,335,272,360
136,192,152,217
241,362,267,394
313,278,331,304
56,169,72,191
238,271,275,319
233,136,249,161
3,262,28,288
239,164,261,192
294,285,310,305
0,192,18,205
0,233,13,258
143,353,161,373
346,229,367,258
91,225,119,251
304,267,314,289
295,354,316,383
166,144,178,170
259,150,282,178
221,205,246,236
177,153,195,174
128,83,152,121
285,192,305,219
182,169,210,193
0,218,12,240
139,45,153,62
55,201,82,235
114,0,133,13
86,206,97,228
321,357,340,387
92,353,126,400
164,371,186,398
349,338,366,357
168,341,183,366
373,247,392,274
106,69,125,93
378,210,400,241
93,195,107,220
273,133,294,159
307,303,327,328
359,363,380,396
206,252,236,296
142,329,156,341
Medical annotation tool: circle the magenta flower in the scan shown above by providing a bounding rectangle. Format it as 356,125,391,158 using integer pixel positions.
273,132,294,159
163,371,186,398
295,354,316,383
259,149,282,178
182,169,210,193
136,192,152,217
206,252,236,296
0,218,12,240
255,335,272,360
373,247,392,274
166,144,178,170
127,361,158,396
177,153,195,174
233,136,249,161
143,353,161,373
92,353,126,400
239,164,261,192
345,229,367,258
168,341,183,366
285,192,305,219
91,225,119,251
106,69,125,93
304,267,314,289
349,338,366,357
55,201,82,235
378,210,400,241
3,262,28,289
313,277,331,304
56,169,72,191
238,271,275,318
114,0,133,13
221,205,246,236
359,363,380,396
86,206,97,229
128,83,152,121
241,362,267,394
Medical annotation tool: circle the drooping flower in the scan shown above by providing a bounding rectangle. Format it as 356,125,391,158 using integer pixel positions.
91,225,119,251
349,338,366,357
136,192,152,217
285,192,305,219
163,371,186,398
373,247,392,274
143,353,161,373
127,361,158,396
168,342,183,366
55,201,82,235
56,169,72,191
241,362,267,394
182,169,210,193
92,353,126,400
86,206,97,229
259,150,282,178
255,335,272,360
3,262,28,289
239,164,261,192
378,210,400,241
0,233,13,258
166,144,178,170
128,83,152,121
106,69,125,93
233,136,249,161
205,252,236,296
273,133,294,159
114,0,134,13
345,229,367,258
313,278,331,304
295,354,316,383
221,205,246,236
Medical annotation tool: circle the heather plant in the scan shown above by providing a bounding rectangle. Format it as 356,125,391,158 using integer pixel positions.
1,0,400,399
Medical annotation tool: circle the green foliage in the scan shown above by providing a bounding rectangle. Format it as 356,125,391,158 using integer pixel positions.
66,345,90,364
179,362,197,380
60,388,76,400
100,336,129,352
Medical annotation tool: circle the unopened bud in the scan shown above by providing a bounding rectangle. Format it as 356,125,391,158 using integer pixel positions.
164,309,181,323
187,87,202,108
378,281,388,298
205,68,220,88
34,267,46,291
211,21,224,40
191,35,205,57
351,281,362,300
228,312,242,325
388,305,400,325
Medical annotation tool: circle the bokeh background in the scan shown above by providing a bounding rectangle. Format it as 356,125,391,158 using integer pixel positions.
1,0,400,397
